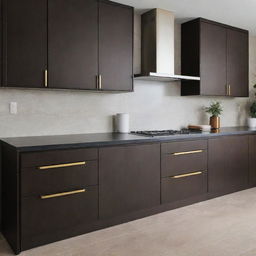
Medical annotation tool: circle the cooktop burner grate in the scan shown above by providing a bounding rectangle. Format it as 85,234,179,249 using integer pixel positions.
130,129,197,137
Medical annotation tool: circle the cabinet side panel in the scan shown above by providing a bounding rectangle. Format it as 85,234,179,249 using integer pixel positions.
141,9,157,75
181,19,200,95
2,143,20,254
249,135,256,186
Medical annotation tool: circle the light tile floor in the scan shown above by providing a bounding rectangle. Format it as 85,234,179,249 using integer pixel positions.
1,188,256,256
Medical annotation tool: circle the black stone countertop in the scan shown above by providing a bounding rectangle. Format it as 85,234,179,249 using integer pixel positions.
2,126,256,152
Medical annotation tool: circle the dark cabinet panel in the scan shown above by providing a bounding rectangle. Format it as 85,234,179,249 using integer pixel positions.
181,18,249,97
161,172,207,204
3,0,47,88
227,29,249,97
21,148,97,168
21,186,98,239
161,151,207,177
200,22,227,96
161,140,207,154
48,0,98,89
99,144,160,219
249,135,256,186
21,161,98,196
208,136,249,195
99,1,133,91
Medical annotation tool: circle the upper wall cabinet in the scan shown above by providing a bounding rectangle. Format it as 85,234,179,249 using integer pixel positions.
48,0,98,90
3,0,47,88
99,1,134,91
2,0,134,91
181,18,249,97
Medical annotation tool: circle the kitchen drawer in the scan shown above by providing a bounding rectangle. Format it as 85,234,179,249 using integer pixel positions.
21,160,98,196
21,148,98,168
161,171,207,204
161,149,207,177
21,185,98,237
161,140,207,154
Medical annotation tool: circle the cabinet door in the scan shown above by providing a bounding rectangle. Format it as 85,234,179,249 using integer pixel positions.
227,29,249,97
48,0,98,89
3,0,47,87
99,1,133,91
249,135,256,186
200,22,227,96
99,144,160,219
209,136,249,195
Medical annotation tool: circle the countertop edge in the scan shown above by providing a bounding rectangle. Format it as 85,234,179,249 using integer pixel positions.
2,127,256,152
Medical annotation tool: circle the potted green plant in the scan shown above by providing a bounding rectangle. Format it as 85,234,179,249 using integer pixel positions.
205,101,223,129
248,84,256,128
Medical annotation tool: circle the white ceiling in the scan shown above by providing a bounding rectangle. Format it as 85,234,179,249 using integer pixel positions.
115,0,256,35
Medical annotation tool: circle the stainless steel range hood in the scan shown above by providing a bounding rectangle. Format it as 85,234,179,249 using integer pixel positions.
135,9,200,82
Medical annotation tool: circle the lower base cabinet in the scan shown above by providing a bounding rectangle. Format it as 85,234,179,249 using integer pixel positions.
249,135,256,186
99,143,161,219
208,135,249,195
161,172,207,204
1,135,254,254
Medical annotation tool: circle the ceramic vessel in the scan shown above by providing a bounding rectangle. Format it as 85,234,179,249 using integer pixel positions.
248,117,256,129
210,116,220,129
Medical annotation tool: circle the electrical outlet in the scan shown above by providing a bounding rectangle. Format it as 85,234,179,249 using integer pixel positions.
10,102,18,114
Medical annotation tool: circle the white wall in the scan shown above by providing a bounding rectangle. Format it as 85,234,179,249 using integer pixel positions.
0,15,255,138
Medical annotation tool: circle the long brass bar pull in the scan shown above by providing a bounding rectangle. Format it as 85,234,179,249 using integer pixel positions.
39,161,86,170
41,189,86,200
44,70,48,87
172,171,203,179
98,74,102,90
172,150,203,156
228,85,231,96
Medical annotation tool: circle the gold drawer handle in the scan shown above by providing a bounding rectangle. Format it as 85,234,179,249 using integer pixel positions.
173,150,203,156
172,171,203,179
41,189,86,200
39,161,86,170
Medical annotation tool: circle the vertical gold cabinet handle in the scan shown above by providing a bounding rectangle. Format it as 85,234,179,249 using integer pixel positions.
227,84,231,96
44,70,48,87
98,74,102,90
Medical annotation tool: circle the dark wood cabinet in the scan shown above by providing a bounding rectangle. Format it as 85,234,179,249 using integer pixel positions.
208,135,249,195
181,18,249,97
200,22,227,96
161,140,208,204
227,29,249,97
99,1,134,91
1,133,254,254
48,0,98,90
21,186,98,250
2,0,47,88
249,135,256,186
99,143,160,219
2,0,133,91
161,172,207,204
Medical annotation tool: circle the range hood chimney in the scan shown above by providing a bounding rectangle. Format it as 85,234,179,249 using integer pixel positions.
135,9,200,82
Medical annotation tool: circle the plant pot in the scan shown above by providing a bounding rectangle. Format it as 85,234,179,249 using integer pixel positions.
210,116,220,129
248,117,256,129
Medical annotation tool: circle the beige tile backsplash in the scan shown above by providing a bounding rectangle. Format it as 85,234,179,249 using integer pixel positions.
0,16,255,137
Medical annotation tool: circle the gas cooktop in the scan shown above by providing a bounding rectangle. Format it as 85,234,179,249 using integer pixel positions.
131,129,201,137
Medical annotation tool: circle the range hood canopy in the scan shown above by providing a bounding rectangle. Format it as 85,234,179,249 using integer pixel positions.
135,8,200,82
